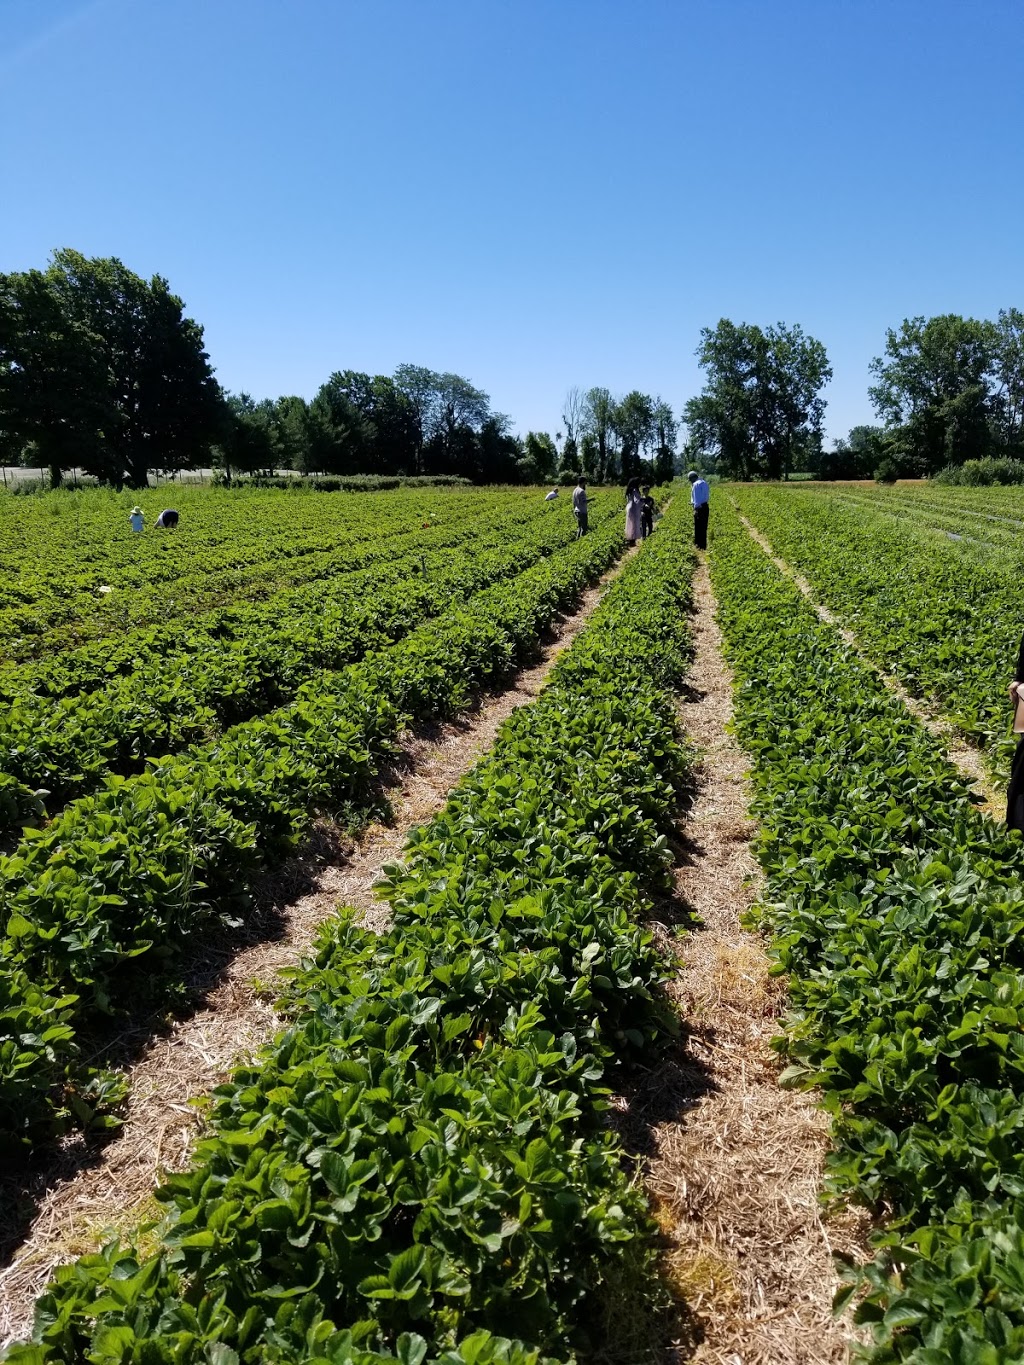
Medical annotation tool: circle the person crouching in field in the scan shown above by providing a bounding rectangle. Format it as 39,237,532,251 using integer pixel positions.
156,508,179,529
572,478,588,537
688,470,710,549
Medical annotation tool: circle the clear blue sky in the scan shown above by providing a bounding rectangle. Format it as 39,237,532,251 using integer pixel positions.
2,0,1022,446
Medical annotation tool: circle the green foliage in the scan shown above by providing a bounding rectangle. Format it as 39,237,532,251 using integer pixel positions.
684,318,832,480
869,310,1024,475
711,492,1024,1361
0,250,225,488
730,485,1024,780
0,493,631,1155
933,457,1024,486
4,494,696,1363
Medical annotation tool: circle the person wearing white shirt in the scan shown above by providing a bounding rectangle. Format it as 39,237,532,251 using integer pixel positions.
544,488,559,502
688,471,710,549
572,479,588,538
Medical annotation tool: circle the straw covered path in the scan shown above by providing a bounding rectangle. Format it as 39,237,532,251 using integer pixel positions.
643,555,867,1364
0,541,641,1350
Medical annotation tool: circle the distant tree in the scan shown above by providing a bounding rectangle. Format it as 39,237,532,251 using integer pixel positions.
613,391,656,483
477,414,523,482
868,314,995,474
217,393,279,476
393,363,441,475
652,398,678,482
271,395,312,471
430,372,492,474
0,249,224,487
308,373,377,473
991,308,1024,456
812,424,886,480
577,431,599,481
519,431,558,483
582,387,615,482
685,319,831,479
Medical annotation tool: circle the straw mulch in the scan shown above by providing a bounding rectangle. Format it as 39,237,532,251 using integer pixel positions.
0,544,640,1350
639,554,870,1364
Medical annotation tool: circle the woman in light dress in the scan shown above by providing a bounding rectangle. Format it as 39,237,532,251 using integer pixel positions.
624,478,642,544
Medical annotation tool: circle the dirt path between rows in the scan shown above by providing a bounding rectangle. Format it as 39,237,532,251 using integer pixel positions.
736,509,1000,815
647,556,867,1364
0,542,641,1350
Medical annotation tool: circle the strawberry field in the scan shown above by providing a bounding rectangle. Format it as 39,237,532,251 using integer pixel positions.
10,476,1024,1364
722,484,1024,1362
0,484,636,1161
3,489,698,1364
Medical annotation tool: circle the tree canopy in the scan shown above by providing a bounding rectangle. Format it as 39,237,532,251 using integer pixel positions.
868,311,1024,474
683,319,832,480
0,249,225,487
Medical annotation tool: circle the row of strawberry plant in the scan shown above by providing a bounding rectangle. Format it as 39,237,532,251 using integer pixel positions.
711,496,1024,1362
1,489,564,663
0,499,620,840
732,484,1022,778
6,497,696,1365
0,495,582,698
824,488,1022,555
0,519,625,1159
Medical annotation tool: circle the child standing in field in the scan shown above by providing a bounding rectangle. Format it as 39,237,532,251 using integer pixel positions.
128,506,144,534
640,485,654,538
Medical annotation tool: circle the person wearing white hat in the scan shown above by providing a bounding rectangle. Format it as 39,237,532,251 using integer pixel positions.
688,470,710,549
128,506,145,534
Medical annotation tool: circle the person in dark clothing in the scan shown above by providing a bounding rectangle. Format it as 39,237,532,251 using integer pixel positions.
688,470,710,549
640,485,654,539
1008,635,1024,830
156,508,179,529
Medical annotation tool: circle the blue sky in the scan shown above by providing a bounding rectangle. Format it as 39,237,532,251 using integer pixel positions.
2,0,1022,446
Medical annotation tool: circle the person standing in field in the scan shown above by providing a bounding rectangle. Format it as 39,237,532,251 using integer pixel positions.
572,478,588,537
128,505,144,534
624,478,642,544
688,470,710,549
640,485,654,539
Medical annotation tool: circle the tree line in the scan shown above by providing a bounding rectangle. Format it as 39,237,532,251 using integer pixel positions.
0,250,681,488
686,311,1024,481
8,249,1014,489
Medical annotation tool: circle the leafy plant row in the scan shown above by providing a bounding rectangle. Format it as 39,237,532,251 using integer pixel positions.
0,489,569,664
732,485,1023,778
710,496,1024,1362
0,499,621,840
0,495,585,700
5,497,696,1365
0,518,623,1158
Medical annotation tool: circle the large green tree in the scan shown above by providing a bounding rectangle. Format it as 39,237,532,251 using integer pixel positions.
684,319,831,479
613,390,655,483
868,314,996,474
582,387,616,482
0,249,224,487
990,308,1024,455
